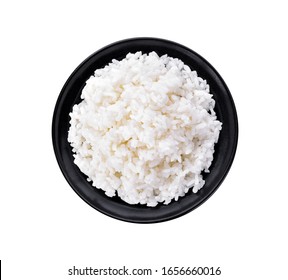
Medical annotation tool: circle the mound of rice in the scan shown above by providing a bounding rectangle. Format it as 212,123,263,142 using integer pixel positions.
68,51,222,207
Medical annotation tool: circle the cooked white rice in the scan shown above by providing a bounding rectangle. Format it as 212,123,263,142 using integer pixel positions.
68,51,222,207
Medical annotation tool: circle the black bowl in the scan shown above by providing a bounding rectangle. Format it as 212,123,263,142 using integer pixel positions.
52,37,238,223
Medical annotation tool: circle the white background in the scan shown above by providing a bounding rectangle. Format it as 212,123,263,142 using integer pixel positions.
0,0,287,279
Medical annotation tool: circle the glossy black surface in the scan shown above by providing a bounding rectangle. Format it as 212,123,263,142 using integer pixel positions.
52,38,238,223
